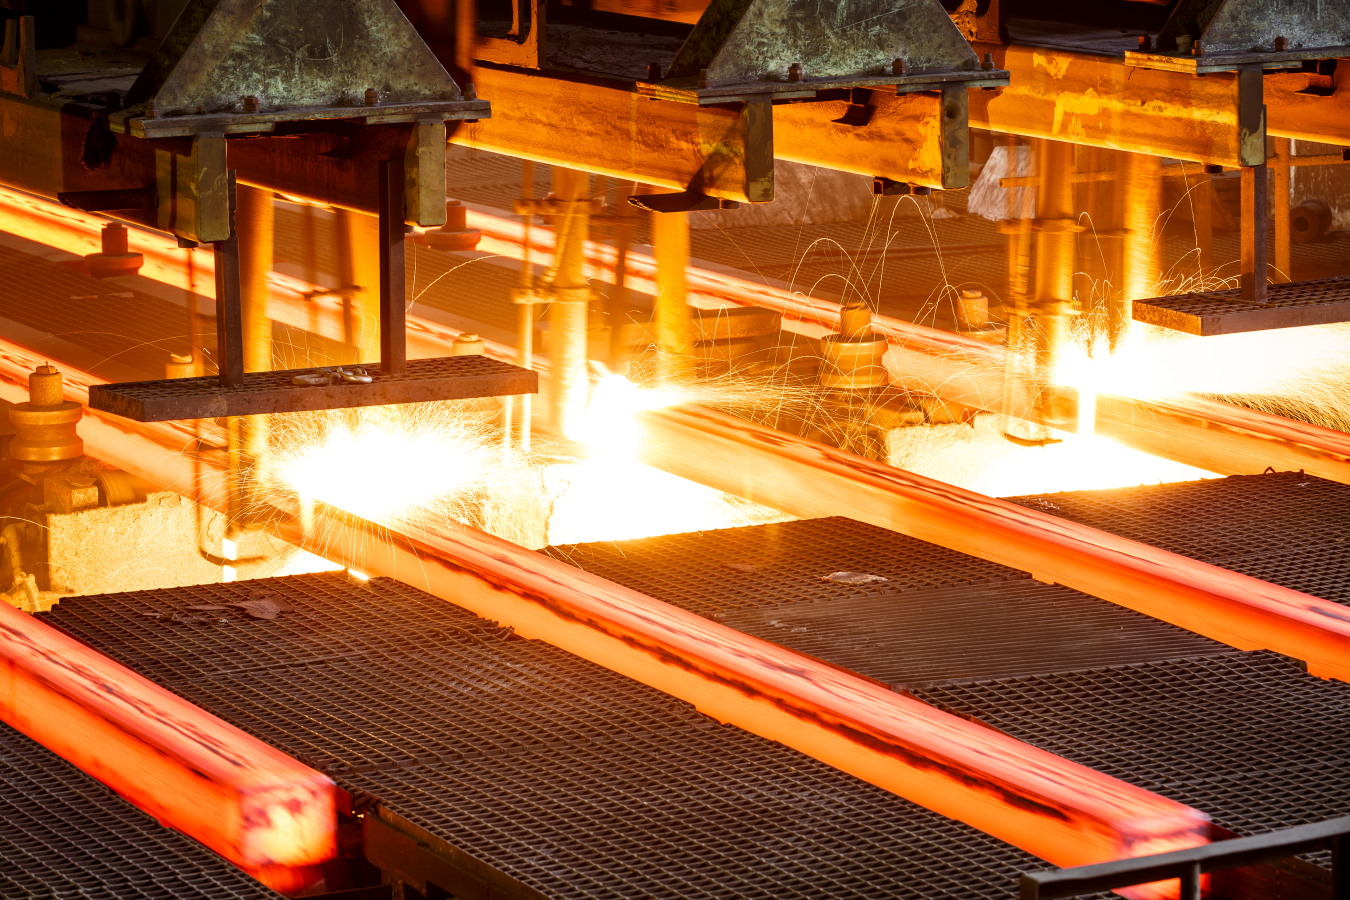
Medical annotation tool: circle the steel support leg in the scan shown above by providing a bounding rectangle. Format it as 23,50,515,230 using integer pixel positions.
213,172,244,389
1197,165,1217,276
1241,163,1269,304
547,167,591,436
651,208,693,383
1273,138,1292,283
379,159,407,376
1118,150,1161,343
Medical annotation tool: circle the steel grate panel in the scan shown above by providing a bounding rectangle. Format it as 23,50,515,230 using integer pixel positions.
911,652,1350,852
1008,471,1350,606
343,730,1059,900
89,355,538,421
719,580,1230,688
43,573,1085,900
0,720,281,900
543,517,1030,618
1133,275,1350,335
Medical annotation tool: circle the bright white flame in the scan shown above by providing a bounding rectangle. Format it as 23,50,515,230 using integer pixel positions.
221,537,237,583
276,420,493,522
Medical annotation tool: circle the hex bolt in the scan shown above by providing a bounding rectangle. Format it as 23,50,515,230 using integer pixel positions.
1138,34,1152,51
243,95,258,113
1274,36,1288,52
982,52,994,71
1192,39,1204,56
463,82,477,101
647,61,663,81
697,68,710,88
145,97,158,118
892,58,907,76
788,62,804,83
364,88,378,106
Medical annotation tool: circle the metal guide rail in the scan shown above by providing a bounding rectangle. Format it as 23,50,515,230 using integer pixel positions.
1007,471,1350,607
39,573,1096,900
0,719,282,900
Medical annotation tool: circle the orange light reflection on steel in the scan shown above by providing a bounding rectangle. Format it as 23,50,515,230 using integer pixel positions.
0,600,335,887
0,338,1212,887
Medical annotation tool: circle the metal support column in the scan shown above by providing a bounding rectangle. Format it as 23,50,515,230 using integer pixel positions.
1273,138,1292,283
1118,151,1161,344
1029,138,1075,420
213,172,243,389
1240,163,1269,304
336,209,381,364
651,208,693,383
1197,164,1218,276
511,160,539,456
546,167,591,436
235,183,273,456
379,159,407,376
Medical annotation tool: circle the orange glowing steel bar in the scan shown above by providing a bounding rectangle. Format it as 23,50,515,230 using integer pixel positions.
0,599,335,889
0,336,1212,880
637,403,1350,682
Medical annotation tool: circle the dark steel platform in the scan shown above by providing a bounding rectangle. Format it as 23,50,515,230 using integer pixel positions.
719,580,1229,688
546,517,1229,685
1132,276,1350,335
88,356,537,421
544,516,1031,618
0,719,281,899
41,573,1083,900
1008,471,1350,607
911,651,1350,866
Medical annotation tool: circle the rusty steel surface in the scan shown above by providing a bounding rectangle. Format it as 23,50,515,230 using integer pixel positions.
1157,0,1350,56
970,43,1247,166
0,719,284,900
0,341,1216,874
634,403,1350,682
544,517,1232,687
665,0,978,87
1132,275,1350,335
41,573,1109,900
0,599,335,889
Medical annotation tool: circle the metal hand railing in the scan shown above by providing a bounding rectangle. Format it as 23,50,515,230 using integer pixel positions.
1021,815,1350,900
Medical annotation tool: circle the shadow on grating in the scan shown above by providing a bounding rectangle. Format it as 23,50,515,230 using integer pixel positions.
719,580,1231,688
41,573,1101,900
543,516,1031,618
0,720,282,900
1007,471,1350,606
910,651,1350,867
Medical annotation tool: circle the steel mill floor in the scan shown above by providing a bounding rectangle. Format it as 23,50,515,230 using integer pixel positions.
38,573,1101,900
0,720,283,900
544,473,1350,878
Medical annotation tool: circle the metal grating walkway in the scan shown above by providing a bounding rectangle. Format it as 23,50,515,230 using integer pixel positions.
40,573,1086,900
1008,471,1350,608
0,719,281,900
1133,275,1350,335
719,579,1229,688
911,651,1350,859
544,516,1031,618
546,517,1230,685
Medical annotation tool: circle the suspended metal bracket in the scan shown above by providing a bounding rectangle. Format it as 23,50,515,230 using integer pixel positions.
1126,0,1350,74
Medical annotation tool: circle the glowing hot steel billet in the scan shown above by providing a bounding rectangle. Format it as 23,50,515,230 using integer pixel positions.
0,602,336,891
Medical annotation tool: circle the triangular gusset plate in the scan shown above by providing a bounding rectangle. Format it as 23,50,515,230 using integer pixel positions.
126,0,461,116
665,0,979,87
1160,0,1350,53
